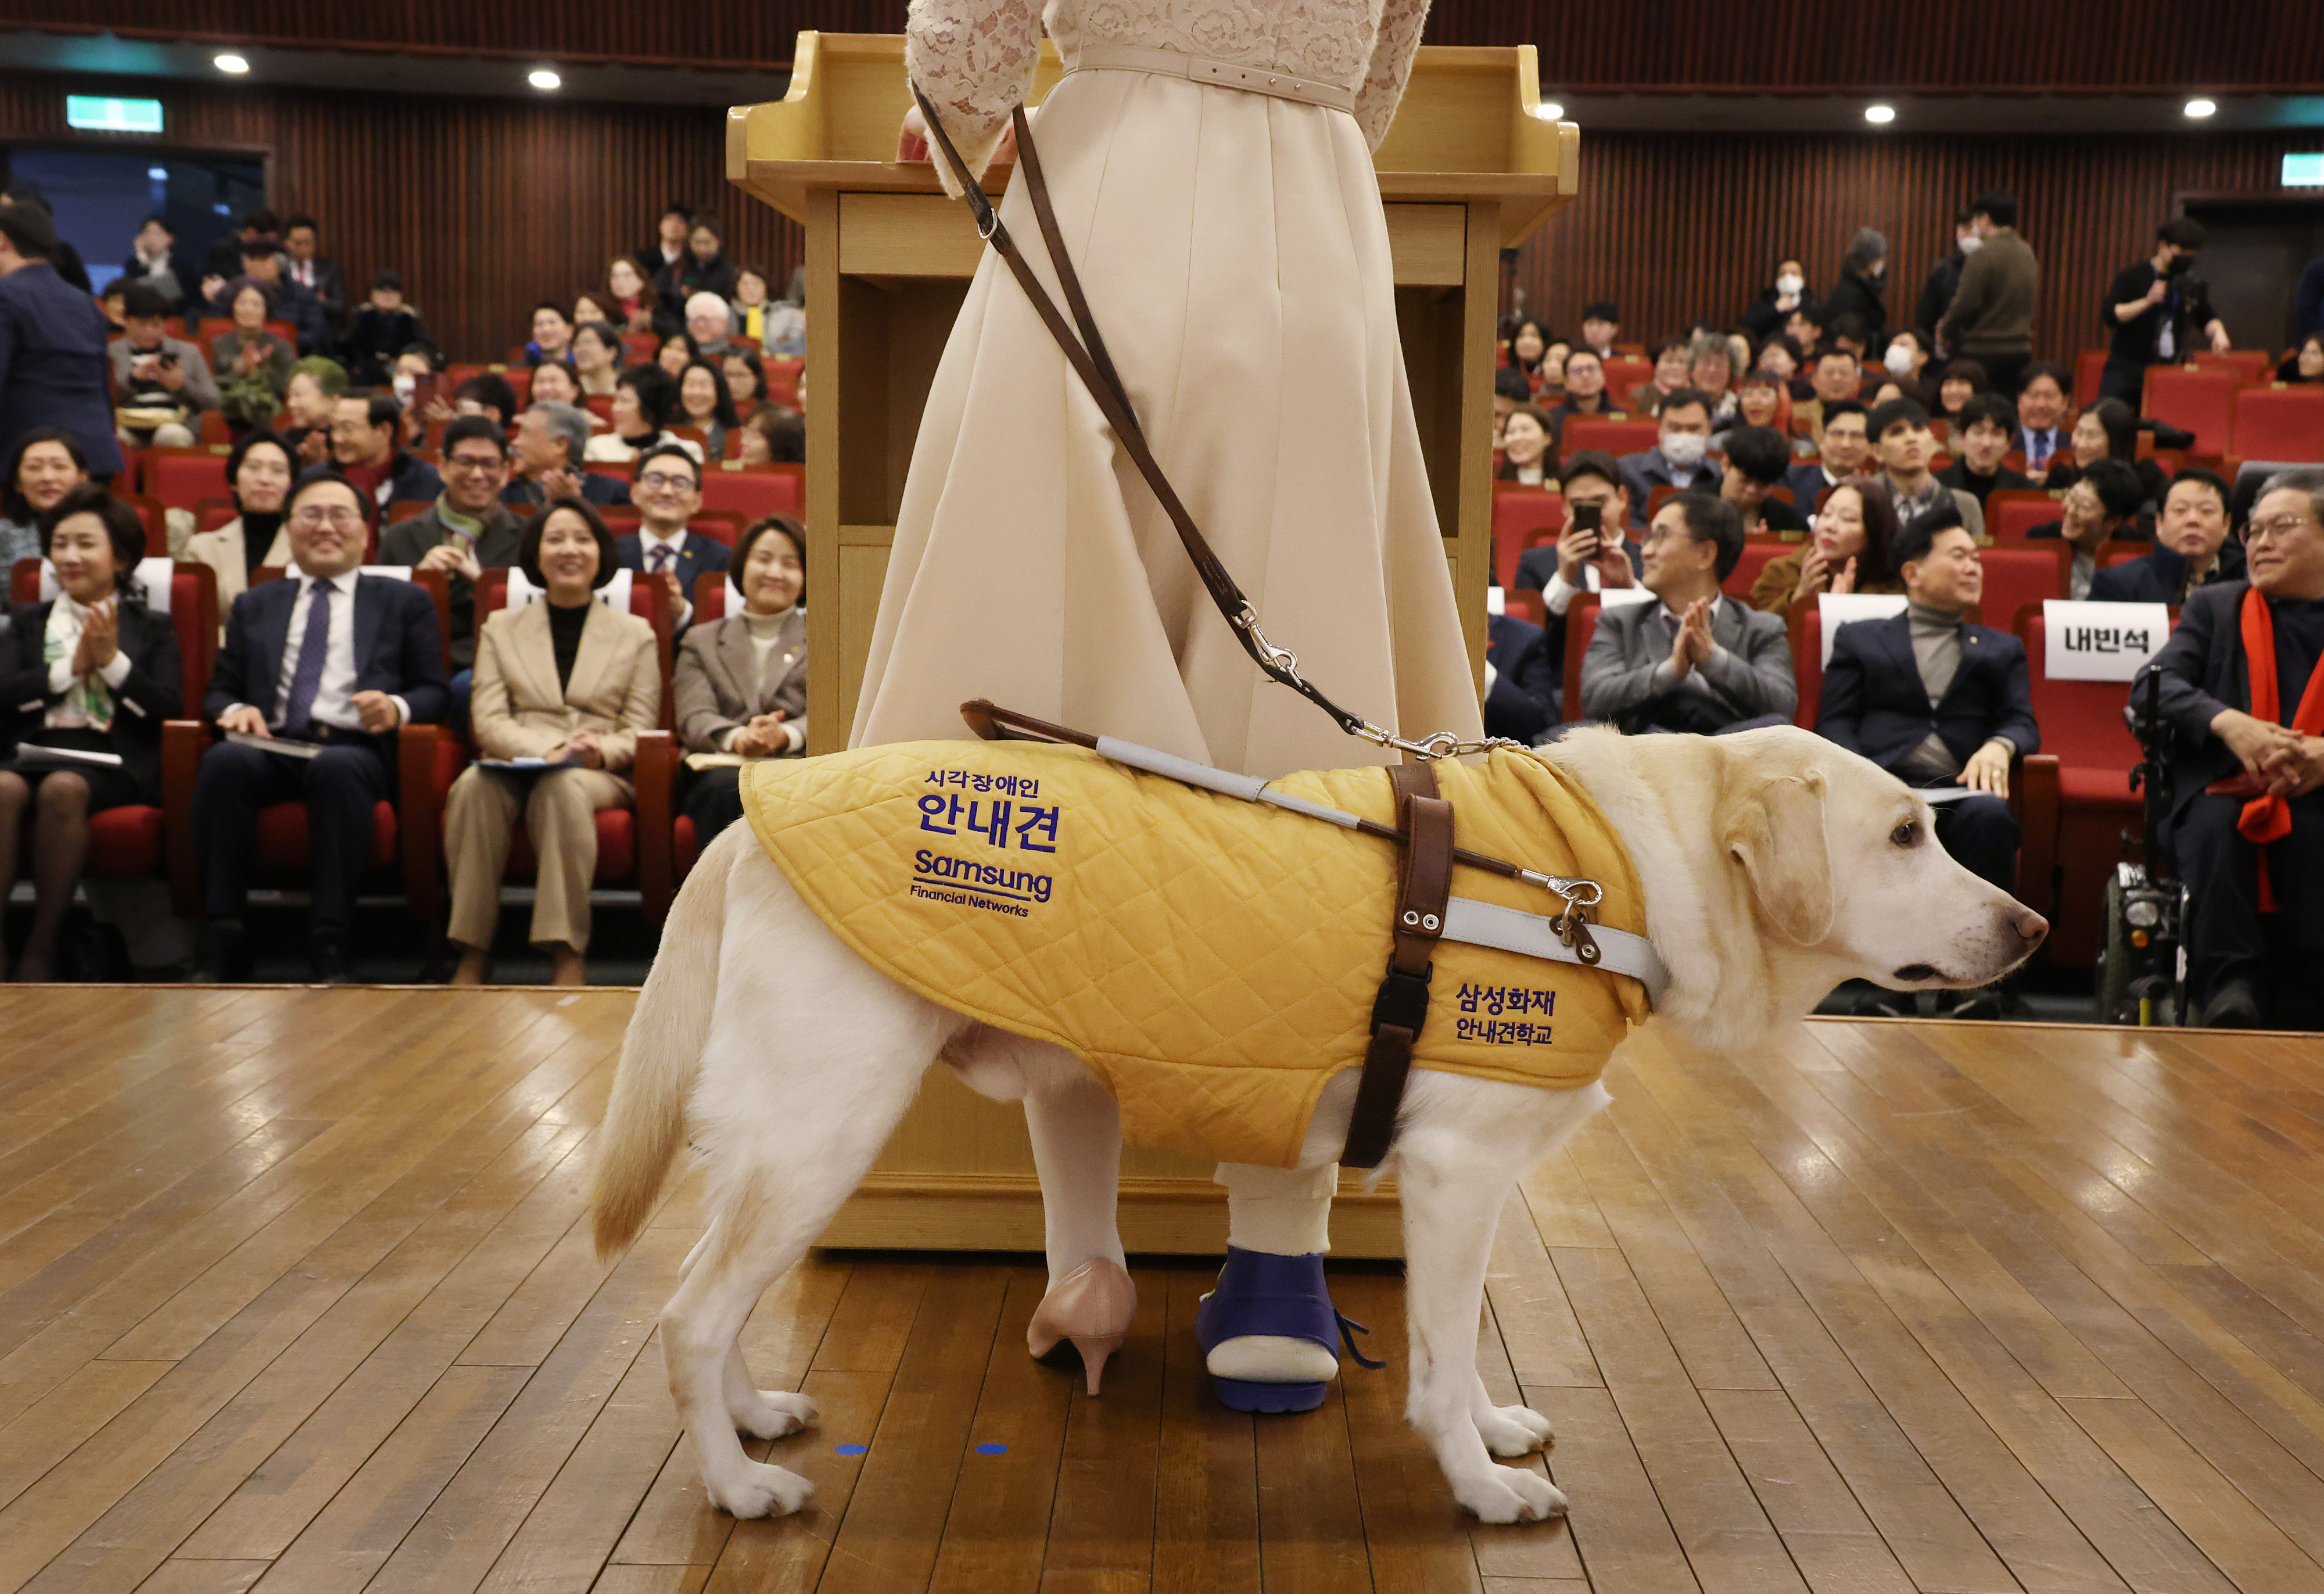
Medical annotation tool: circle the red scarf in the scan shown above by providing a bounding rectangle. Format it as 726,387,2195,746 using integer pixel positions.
2236,586,2324,909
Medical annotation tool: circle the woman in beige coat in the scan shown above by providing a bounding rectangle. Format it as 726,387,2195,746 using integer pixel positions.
182,432,295,618
446,503,659,986
673,516,806,847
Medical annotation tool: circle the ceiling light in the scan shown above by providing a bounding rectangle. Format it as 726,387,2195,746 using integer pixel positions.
529,68,562,91
2184,98,2217,118
1542,101,1565,120
1864,103,1896,125
146,166,167,181
213,53,249,74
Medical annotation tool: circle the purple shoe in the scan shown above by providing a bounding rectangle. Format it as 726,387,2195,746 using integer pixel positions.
1195,1247,1384,1413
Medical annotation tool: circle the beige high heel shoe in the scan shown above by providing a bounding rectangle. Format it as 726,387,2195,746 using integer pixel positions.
1025,1258,1137,1395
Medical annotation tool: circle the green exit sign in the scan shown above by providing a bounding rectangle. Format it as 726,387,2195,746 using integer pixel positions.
2285,153,2324,187
65,95,164,134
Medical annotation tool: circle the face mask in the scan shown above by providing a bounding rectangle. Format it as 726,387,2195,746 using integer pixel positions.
1661,432,1708,469
1957,233,1982,255
1775,273,1804,296
393,373,417,403
1884,343,1916,375
2165,252,2194,276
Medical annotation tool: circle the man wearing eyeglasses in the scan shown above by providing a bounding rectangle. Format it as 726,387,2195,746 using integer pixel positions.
382,414,524,671
191,469,450,983
615,442,730,633
2139,468,2324,1029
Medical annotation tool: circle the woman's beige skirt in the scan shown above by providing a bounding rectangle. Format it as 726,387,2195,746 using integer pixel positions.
851,65,1479,780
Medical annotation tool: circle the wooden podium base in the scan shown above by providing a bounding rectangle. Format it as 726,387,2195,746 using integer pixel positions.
819,1069,1406,1256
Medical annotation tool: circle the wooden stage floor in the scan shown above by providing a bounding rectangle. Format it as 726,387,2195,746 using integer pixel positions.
2,988,2322,1593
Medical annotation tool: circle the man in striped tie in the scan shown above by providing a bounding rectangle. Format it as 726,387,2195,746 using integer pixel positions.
190,469,450,982
614,442,729,637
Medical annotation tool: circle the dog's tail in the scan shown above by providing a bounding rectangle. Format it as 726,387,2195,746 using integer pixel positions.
590,827,734,1259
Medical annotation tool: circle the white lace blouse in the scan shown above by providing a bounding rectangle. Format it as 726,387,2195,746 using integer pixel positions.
906,0,1431,177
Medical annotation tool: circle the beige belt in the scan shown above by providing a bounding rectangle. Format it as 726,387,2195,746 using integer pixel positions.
1062,42,1355,113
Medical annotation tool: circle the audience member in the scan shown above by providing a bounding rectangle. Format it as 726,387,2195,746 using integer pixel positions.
676,359,743,459
445,501,659,987
1496,405,1555,486
191,468,449,982
2013,363,2073,479
586,367,700,463
1482,605,1557,744
1548,350,1618,436
1580,492,1794,733
722,349,768,416
737,406,805,467
1932,359,1989,438
1824,311,1870,363
508,402,632,510
1783,398,1869,508
281,216,346,341
380,415,523,670
2135,469,2324,1027
675,515,809,842
1752,474,1903,614
1820,230,1889,347
2028,456,2146,598
281,356,348,467
0,485,181,981
2101,218,2230,403
108,283,220,447
526,302,576,366
1720,424,1807,536
572,321,625,398
208,236,325,354
451,372,522,431
1730,368,1791,439
1936,393,2032,508
1786,308,1822,361
1756,336,1801,388
1577,302,1619,359
121,215,193,309
643,206,692,280
184,432,297,611
1882,328,1934,393
528,360,582,409
1616,388,1717,525
617,443,730,628
2091,469,2241,604
1794,348,1866,446
1939,190,2038,397
0,205,125,479
1868,398,1985,536
655,333,698,381
2279,335,2324,385
658,214,741,319
572,290,616,328
0,429,88,567
340,271,435,385
1687,334,1738,424
1817,502,2037,1016
1627,338,1691,414
733,266,805,358
1506,318,1551,391
200,207,278,288
1914,207,1978,346
1511,451,1641,601
604,256,660,334
211,280,297,428
1741,258,1813,343
332,392,440,511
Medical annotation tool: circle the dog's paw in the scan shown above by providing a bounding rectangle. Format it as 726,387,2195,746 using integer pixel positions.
706,1459,815,1518
733,1388,817,1440
1476,1402,1555,1458
1452,1464,1568,1524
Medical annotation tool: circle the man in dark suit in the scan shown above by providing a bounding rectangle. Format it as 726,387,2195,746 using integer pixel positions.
379,416,525,671
1580,491,1796,733
1818,506,2040,1016
2134,469,2324,1028
505,402,632,511
2090,468,2242,605
191,470,449,982
2011,363,2074,481
1484,611,1558,743
1614,388,1719,528
281,215,347,343
332,392,441,513
616,443,730,633
1783,399,1869,513
0,206,125,479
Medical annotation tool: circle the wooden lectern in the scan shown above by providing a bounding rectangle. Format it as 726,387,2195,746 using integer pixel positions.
728,34,1576,1254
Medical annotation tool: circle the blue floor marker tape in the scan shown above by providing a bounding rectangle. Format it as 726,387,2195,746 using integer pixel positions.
973,1442,1007,1455
834,1443,868,1455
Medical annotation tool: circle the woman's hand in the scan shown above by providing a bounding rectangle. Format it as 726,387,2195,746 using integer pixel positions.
71,600,118,675
563,730,605,769
1790,542,1831,606
296,428,332,467
1829,556,1859,596
896,104,1020,167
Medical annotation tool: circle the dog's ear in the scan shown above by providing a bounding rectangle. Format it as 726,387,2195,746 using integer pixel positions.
1720,769,1834,946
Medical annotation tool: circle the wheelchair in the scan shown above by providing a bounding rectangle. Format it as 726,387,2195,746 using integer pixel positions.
2093,669,2191,1026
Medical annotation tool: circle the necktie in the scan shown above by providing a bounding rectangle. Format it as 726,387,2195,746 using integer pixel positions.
279,581,333,734
648,542,673,574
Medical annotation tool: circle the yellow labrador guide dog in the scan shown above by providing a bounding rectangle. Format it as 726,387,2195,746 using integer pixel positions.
592,723,2046,1523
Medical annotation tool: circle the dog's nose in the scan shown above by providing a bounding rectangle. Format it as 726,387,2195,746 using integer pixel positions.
2014,907,2049,946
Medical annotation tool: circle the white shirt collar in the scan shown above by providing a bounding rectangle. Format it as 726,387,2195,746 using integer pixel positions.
638,526,687,552
297,567,358,596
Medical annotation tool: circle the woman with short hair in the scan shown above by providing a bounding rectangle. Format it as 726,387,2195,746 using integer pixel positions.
444,501,659,986
0,429,89,568
673,515,807,845
583,367,702,463
211,279,296,428
571,321,625,399
183,432,297,613
0,483,182,979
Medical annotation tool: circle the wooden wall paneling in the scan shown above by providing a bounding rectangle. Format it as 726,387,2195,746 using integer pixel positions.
1511,130,2319,364
15,3,2324,89
0,73,802,364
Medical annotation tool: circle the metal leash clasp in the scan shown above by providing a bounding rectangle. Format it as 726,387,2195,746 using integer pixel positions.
1527,875,1605,965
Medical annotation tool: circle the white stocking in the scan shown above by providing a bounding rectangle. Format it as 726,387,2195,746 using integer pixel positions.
1023,1074,1128,1289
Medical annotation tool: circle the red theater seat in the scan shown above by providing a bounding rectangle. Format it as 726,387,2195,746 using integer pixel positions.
2231,386,2324,463
1491,489,1562,589
1987,492,2061,541
1724,542,1787,602
145,449,231,510
699,466,802,520
1976,545,2068,626
1561,417,1659,459
2142,366,2237,456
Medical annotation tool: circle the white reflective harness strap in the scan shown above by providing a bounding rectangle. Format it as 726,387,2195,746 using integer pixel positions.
1090,735,1672,1009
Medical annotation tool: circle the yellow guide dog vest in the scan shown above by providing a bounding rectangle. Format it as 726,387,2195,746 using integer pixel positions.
740,742,1652,1167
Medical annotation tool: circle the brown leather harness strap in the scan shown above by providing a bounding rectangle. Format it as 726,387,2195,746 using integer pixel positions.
1342,762,1454,1169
